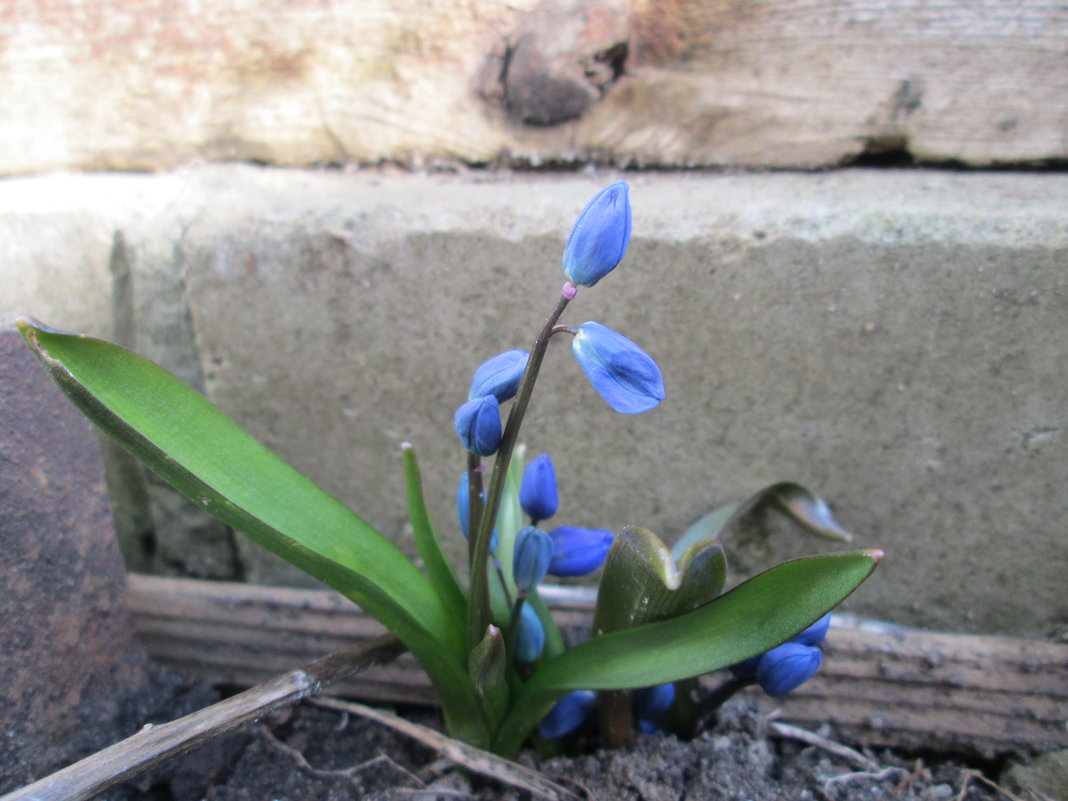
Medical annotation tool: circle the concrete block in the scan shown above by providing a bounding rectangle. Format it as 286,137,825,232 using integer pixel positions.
2,167,1065,637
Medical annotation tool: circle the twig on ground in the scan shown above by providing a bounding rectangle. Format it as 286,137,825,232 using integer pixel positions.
0,635,407,801
261,726,427,789
955,768,1036,801
769,720,881,772
313,695,585,801
821,766,910,797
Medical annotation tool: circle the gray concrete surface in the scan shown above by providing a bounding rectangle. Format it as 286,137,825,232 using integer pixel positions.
2,166,1065,637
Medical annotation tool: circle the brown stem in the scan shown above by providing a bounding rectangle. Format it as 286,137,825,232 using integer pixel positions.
685,674,752,738
466,289,573,652
599,690,636,748
467,451,483,569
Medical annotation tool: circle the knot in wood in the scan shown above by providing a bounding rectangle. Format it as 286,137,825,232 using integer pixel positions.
482,0,629,127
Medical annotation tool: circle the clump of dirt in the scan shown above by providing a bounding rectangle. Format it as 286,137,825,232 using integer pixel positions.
190,699,1005,801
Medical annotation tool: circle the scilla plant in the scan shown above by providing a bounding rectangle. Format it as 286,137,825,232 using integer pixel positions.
17,181,881,757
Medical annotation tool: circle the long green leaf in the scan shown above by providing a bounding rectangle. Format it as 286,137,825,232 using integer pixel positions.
403,444,467,623
19,319,490,744
671,481,853,561
495,549,881,753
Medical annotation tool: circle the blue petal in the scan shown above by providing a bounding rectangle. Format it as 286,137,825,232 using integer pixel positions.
538,690,597,739
572,322,665,414
562,181,632,287
547,526,614,576
756,643,823,697
519,453,559,522
790,614,832,647
453,396,502,456
633,683,675,720
515,603,545,663
512,526,553,591
456,473,498,552
468,349,529,402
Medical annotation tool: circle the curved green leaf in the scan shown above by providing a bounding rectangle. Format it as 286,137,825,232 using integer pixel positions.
495,549,882,754
18,319,489,744
671,481,853,561
594,528,728,636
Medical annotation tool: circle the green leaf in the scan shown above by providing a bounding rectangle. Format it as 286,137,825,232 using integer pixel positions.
654,537,727,619
589,527,725,746
403,444,467,623
18,319,490,746
594,528,727,636
671,481,853,561
495,549,882,754
469,624,510,729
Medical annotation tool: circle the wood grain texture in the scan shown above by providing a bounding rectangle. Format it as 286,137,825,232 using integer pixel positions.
127,574,1068,758
0,0,1064,173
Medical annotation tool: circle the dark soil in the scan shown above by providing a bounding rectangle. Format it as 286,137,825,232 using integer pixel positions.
129,697,1007,801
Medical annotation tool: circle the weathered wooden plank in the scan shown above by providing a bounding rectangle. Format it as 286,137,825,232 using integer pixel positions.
126,574,1068,757
0,0,1064,174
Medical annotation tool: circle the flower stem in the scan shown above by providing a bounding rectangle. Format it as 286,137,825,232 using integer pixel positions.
466,288,573,653
599,690,635,748
685,675,753,738
466,453,483,567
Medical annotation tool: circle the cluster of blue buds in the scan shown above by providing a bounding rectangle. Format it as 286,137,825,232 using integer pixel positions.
452,179,664,458
731,614,831,697
514,453,614,582
507,454,614,663
537,682,676,739
451,179,670,704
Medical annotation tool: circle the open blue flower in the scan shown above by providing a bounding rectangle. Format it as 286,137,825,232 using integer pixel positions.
513,526,553,592
454,395,502,456
562,181,632,287
572,322,664,414
515,603,545,663
547,526,614,576
468,349,529,402
755,642,823,697
519,453,559,523
538,690,597,739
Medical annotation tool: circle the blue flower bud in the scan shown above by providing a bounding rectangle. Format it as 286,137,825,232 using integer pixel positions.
756,642,823,697
571,322,665,414
454,396,502,456
519,453,559,523
515,603,545,663
456,473,498,552
468,349,529,402
513,526,553,592
547,526,614,577
562,181,632,287
633,683,675,722
538,690,597,739
791,614,832,647
638,719,666,735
